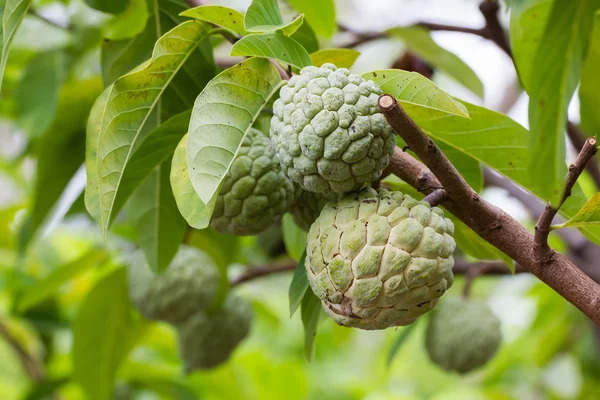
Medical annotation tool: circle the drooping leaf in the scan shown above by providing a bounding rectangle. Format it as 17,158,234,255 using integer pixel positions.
363,70,469,118
231,33,312,69
289,251,307,317
310,48,360,68
286,0,336,38
282,213,306,261
555,193,600,229
301,287,321,362
388,26,484,98
0,0,33,91
181,5,247,36
73,267,147,400
18,249,109,312
244,0,283,32
96,20,213,234
386,322,418,367
127,162,187,273
291,21,319,53
580,12,600,135
171,134,216,229
187,58,282,225
527,0,600,206
84,0,129,14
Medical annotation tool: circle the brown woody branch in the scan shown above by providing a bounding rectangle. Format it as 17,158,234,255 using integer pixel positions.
567,122,600,189
0,320,44,382
423,189,448,207
534,138,598,263
378,94,600,325
230,263,296,286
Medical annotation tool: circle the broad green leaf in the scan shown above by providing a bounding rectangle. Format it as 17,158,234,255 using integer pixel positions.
0,0,33,91
387,322,417,367
437,142,483,192
180,5,247,36
84,0,128,14
244,0,283,32
580,12,600,135
127,163,187,273
291,21,319,54
231,33,312,69
527,0,600,206
282,213,306,261
388,26,484,98
18,249,108,312
301,287,321,362
286,0,336,38
289,251,307,317
73,267,147,400
105,110,190,229
555,193,600,229
187,58,282,222
277,14,304,36
171,134,216,229
363,69,469,118
103,0,148,41
97,20,213,234
310,48,360,68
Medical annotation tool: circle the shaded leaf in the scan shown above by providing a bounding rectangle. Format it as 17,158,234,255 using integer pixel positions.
84,0,128,14
103,0,149,41
555,193,600,229
187,58,282,223
180,5,247,36
286,0,336,38
311,48,359,68
231,33,312,69
289,251,307,317
0,0,33,91
301,287,321,362
388,26,484,97
291,20,319,53
282,213,306,261
580,11,600,135
387,322,418,367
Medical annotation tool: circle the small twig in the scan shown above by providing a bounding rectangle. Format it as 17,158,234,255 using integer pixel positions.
567,122,600,190
478,0,512,57
0,320,44,382
417,22,486,37
422,189,448,207
184,0,208,6
382,146,442,193
534,138,598,263
270,59,290,80
230,263,296,286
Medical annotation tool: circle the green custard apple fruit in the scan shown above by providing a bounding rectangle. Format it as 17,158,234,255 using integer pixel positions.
305,188,455,330
128,246,219,324
270,63,396,194
425,297,502,373
211,128,296,236
177,294,253,371
290,190,339,231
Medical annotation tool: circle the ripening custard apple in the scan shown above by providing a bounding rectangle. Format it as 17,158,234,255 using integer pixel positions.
425,297,502,373
270,63,396,194
177,294,252,371
305,188,455,330
128,246,219,324
211,128,296,236
290,190,339,231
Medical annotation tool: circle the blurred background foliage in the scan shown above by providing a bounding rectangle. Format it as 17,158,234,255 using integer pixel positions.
0,0,599,399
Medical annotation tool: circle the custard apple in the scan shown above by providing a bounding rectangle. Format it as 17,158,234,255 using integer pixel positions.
211,128,296,236
128,246,219,324
425,297,502,373
270,63,396,194
290,190,339,231
305,188,455,330
177,294,252,371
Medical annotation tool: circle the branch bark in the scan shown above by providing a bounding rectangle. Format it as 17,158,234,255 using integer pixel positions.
567,122,600,189
230,263,296,286
379,94,600,325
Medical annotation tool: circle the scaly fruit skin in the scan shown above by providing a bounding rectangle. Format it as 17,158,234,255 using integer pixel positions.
177,294,252,371
306,188,455,330
128,246,219,324
211,128,296,236
425,297,502,373
290,190,339,231
270,64,396,195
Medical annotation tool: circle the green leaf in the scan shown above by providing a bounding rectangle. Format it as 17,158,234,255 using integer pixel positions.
363,69,469,118
187,57,282,222
73,267,147,400
0,0,33,91
437,142,483,193
286,0,336,38
231,33,312,69
386,322,417,367
288,251,307,317
580,12,600,135
127,162,187,273
244,0,283,32
301,287,321,362
84,0,128,14
277,14,304,36
96,20,213,234
180,5,247,36
387,26,484,97
171,134,216,229
291,21,319,54
18,249,108,312
555,193,600,229
103,0,149,41
310,48,360,68
282,213,306,261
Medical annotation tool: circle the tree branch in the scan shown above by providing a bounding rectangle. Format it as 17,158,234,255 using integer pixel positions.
0,320,44,382
534,138,598,262
230,263,296,286
423,189,448,207
379,94,600,325
567,122,600,189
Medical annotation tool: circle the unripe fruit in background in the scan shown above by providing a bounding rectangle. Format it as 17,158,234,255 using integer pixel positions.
211,128,296,236
177,294,253,371
305,188,455,330
128,246,219,324
425,297,502,373
270,64,396,194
